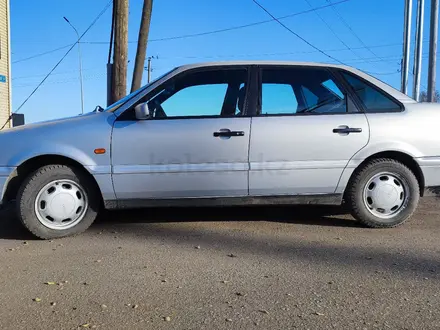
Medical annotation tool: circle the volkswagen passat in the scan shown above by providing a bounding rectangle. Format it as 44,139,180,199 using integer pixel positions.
0,61,439,239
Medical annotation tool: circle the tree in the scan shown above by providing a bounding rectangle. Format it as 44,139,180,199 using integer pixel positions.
419,90,440,102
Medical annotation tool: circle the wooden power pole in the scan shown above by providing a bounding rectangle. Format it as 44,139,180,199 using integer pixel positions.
131,0,153,92
111,0,129,103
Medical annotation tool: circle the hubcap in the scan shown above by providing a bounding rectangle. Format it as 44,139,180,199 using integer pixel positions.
363,172,408,219
34,180,88,230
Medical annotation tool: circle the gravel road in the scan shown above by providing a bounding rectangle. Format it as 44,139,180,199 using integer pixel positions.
0,199,439,330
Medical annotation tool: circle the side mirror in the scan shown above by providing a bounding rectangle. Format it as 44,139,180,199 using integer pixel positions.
134,102,150,120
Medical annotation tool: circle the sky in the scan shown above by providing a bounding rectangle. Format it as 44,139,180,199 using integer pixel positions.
9,0,438,124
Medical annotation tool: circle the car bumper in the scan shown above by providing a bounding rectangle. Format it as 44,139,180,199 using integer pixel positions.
416,157,440,196
0,167,15,206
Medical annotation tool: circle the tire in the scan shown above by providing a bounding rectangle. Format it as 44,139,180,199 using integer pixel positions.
345,158,420,228
16,165,100,239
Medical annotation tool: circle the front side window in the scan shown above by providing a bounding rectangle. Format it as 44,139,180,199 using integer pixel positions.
161,84,228,117
106,68,177,113
145,68,248,118
260,67,348,115
341,72,401,113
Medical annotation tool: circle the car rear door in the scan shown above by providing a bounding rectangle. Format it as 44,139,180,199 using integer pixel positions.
248,65,370,196
111,66,253,199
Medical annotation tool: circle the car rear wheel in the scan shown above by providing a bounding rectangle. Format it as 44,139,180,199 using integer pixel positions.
17,165,100,239
346,158,419,228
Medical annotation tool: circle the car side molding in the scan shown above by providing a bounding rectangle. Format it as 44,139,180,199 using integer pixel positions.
104,194,343,210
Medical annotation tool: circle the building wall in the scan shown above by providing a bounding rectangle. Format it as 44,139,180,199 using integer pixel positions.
0,0,10,129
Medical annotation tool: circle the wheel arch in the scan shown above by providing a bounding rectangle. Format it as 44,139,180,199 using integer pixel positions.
2,154,103,204
344,150,425,198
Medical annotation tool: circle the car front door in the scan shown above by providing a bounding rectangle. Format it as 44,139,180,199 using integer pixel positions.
111,66,252,200
248,65,370,196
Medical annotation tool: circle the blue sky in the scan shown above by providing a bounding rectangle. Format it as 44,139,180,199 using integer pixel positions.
10,0,437,124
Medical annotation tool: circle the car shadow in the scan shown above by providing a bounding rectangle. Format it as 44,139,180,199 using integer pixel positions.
3,205,439,282
0,206,34,240
0,205,359,241
97,205,359,227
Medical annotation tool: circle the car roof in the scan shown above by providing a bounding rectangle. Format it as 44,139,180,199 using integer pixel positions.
173,61,416,104
177,60,345,70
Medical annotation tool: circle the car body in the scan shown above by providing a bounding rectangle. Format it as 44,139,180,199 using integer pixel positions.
0,61,439,239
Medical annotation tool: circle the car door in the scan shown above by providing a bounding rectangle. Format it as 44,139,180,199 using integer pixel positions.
248,65,370,196
111,66,252,199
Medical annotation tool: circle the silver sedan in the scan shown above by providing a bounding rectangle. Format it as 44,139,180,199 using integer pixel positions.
0,61,439,239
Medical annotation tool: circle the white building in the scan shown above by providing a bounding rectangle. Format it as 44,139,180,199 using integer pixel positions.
0,0,11,129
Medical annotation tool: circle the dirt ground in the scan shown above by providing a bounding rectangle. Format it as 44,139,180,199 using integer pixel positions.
0,199,440,330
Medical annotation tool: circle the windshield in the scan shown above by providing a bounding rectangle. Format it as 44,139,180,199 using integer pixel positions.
105,68,176,113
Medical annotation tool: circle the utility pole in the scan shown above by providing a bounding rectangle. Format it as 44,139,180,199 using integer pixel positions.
107,1,116,106
145,56,158,83
111,0,129,103
131,0,153,92
147,57,152,83
413,0,425,101
428,0,439,102
401,0,413,94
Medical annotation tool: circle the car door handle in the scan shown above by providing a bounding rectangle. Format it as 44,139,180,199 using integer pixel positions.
213,130,245,137
332,126,362,134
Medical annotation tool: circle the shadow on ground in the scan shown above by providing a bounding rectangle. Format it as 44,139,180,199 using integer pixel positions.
91,207,440,281
0,205,357,241
93,206,439,280
99,205,356,226
2,205,439,280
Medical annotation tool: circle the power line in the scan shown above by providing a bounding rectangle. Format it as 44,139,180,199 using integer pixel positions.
325,0,385,61
13,0,430,68
14,72,107,89
11,0,353,65
81,0,354,45
12,38,414,69
364,70,400,76
17,39,430,83
155,53,402,63
12,44,74,64
11,50,409,83
12,67,101,81
303,0,363,60
11,0,355,72
251,0,344,64
0,0,113,130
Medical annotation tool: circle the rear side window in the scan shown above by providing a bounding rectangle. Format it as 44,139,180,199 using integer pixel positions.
342,72,401,113
260,67,349,115
262,84,298,114
301,86,319,109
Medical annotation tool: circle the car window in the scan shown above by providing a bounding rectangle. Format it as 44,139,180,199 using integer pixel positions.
106,68,177,113
322,79,344,98
262,84,298,114
342,72,401,112
260,67,348,115
161,84,228,117
301,86,319,109
146,69,248,118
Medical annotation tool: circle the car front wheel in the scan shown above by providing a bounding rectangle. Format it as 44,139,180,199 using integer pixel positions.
346,158,420,228
17,164,100,239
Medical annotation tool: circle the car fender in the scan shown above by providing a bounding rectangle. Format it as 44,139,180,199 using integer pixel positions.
1,144,115,204
7,143,98,169
335,140,423,194
350,140,423,161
